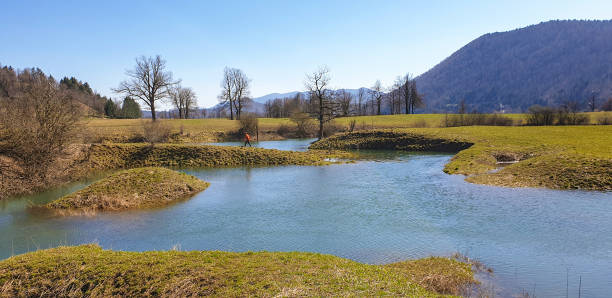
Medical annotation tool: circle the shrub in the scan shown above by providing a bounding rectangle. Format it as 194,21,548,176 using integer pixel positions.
556,110,589,125
0,75,81,178
596,115,612,125
412,118,428,128
290,112,315,138
441,114,463,127
142,120,172,144
526,105,556,126
322,122,343,137
238,114,258,135
276,124,292,137
347,119,357,132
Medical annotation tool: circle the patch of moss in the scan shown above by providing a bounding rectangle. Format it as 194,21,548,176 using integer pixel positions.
0,245,475,297
46,167,209,212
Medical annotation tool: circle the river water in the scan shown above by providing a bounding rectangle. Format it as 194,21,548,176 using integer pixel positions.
1,139,610,297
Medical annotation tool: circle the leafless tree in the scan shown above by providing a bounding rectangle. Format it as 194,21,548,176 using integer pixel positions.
170,85,197,119
219,67,235,120
305,66,336,140
587,94,597,112
357,88,366,116
370,80,384,115
113,55,179,121
218,67,251,120
337,89,353,117
231,69,251,120
0,71,81,178
394,74,424,114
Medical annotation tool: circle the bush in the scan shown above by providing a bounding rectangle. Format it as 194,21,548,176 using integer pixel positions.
442,113,514,127
322,122,343,137
526,105,556,126
596,115,612,125
290,112,315,138
347,119,357,132
0,75,81,178
142,120,172,144
238,114,258,135
276,124,292,137
556,110,589,125
412,118,428,128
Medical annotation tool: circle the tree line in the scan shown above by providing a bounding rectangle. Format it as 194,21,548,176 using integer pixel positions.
113,55,198,121
263,74,424,120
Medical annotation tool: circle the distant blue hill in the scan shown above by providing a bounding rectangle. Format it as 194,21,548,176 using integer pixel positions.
415,20,612,113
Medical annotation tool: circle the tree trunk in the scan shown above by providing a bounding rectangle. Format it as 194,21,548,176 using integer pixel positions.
151,102,156,121
229,98,234,120
318,96,324,140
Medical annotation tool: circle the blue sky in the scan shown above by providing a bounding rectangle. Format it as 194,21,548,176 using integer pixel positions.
1,0,611,108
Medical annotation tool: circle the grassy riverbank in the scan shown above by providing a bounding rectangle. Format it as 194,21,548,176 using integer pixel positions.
311,126,612,190
46,167,208,213
0,144,344,201
0,245,475,297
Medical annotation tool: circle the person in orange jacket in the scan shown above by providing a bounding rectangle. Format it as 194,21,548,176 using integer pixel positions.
244,132,252,147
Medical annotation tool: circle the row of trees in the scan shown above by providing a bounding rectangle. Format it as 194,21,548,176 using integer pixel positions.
103,97,142,119
263,74,424,121
114,55,198,120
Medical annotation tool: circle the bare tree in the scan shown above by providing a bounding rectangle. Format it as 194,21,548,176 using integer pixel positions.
394,74,424,114
0,70,81,178
218,67,251,120
398,74,412,114
170,85,197,119
231,68,251,120
305,66,336,140
370,80,384,115
357,88,366,116
114,55,179,121
409,79,424,113
219,67,235,120
337,89,353,117
183,88,197,119
587,94,597,112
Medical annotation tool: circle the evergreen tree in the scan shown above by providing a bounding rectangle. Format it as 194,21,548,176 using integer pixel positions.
121,97,142,119
104,99,119,118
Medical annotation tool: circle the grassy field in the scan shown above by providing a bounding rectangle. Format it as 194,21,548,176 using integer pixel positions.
311,126,612,190
45,167,209,213
83,112,612,143
0,245,476,297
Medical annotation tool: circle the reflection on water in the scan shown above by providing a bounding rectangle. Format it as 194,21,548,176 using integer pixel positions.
1,139,611,297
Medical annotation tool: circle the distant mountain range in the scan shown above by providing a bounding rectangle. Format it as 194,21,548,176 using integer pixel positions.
415,20,612,112
146,20,612,116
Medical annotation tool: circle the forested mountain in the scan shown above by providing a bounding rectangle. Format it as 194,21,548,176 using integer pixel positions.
415,20,612,113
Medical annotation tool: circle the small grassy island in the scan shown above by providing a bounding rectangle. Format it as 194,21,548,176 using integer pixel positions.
46,167,209,212
0,245,476,297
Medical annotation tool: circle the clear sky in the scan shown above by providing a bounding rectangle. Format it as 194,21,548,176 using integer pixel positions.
1,0,611,108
